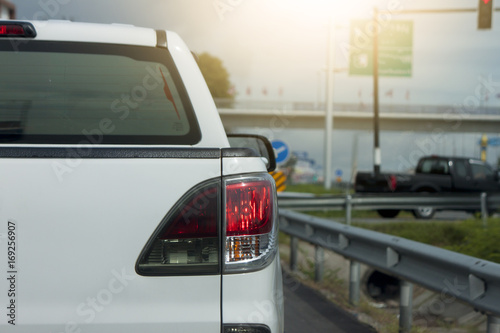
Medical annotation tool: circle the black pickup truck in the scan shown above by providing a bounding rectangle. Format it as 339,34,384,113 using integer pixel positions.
355,155,500,219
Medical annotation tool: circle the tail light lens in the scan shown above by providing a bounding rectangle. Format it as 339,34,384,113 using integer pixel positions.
136,179,221,276
0,22,37,38
389,174,397,191
224,174,278,273
136,173,278,276
0,24,24,35
225,180,273,236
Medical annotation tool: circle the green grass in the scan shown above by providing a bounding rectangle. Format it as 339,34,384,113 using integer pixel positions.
304,209,415,219
285,183,349,195
353,218,500,263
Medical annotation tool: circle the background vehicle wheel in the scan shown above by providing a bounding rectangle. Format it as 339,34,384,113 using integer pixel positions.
377,210,400,218
412,206,435,219
412,190,436,219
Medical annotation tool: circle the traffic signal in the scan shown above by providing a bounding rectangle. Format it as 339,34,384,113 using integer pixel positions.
478,0,493,30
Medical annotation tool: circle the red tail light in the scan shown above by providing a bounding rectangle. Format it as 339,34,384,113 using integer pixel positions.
136,174,278,276
226,180,273,236
389,175,397,191
0,25,24,35
224,174,278,272
0,22,36,38
160,187,218,239
136,179,221,276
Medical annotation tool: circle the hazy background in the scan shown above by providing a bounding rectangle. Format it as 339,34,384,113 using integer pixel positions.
11,0,500,180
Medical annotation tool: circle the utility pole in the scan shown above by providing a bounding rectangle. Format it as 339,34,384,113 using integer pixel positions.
324,19,335,189
373,8,381,175
369,6,497,174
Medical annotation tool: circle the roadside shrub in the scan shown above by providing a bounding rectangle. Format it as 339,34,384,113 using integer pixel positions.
354,218,500,264
447,219,500,263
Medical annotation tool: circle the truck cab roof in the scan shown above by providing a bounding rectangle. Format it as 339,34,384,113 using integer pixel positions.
7,20,159,46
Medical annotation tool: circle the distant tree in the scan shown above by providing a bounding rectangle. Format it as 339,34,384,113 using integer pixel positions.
196,52,234,100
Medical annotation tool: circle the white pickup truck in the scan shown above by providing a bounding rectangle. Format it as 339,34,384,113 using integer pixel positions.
0,20,283,333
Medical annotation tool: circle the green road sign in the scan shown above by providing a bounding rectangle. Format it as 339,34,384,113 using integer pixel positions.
349,20,413,77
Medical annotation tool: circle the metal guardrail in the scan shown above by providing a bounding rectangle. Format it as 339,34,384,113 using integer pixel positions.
278,192,500,211
278,192,500,225
278,193,500,333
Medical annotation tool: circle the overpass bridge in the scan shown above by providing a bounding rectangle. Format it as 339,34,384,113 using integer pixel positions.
218,108,500,133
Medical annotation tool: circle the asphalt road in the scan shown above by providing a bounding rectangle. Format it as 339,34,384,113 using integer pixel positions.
283,271,376,333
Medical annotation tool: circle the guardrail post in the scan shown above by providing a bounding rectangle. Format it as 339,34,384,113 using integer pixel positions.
487,315,500,333
315,245,324,282
481,192,488,228
290,236,298,272
345,194,352,225
349,260,360,306
399,280,413,333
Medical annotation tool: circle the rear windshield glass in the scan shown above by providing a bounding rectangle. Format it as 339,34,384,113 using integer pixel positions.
0,41,200,145
417,158,449,175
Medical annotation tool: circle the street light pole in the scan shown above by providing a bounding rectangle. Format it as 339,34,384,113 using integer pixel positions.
324,19,335,189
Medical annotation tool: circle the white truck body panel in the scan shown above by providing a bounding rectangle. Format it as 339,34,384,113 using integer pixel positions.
0,20,283,333
0,158,222,332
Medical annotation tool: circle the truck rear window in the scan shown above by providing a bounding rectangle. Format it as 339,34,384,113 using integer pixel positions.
0,41,201,145
417,158,449,175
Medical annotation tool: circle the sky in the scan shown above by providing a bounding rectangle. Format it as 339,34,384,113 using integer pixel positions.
9,0,500,180
10,0,500,104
